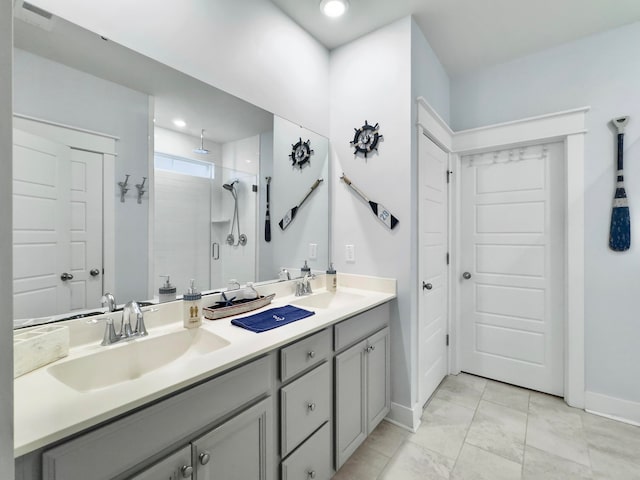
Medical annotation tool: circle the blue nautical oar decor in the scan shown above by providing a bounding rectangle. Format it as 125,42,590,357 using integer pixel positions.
609,116,631,251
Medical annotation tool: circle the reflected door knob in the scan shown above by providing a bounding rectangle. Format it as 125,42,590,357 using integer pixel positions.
463,272,472,280
90,268,100,277
180,465,193,478
422,281,433,290
60,272,74,281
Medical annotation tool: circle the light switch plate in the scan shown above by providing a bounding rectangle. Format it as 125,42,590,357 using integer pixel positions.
345,244,355,263
309,243,317,260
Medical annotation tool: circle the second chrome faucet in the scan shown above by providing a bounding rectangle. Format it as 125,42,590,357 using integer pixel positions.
101,300,148,346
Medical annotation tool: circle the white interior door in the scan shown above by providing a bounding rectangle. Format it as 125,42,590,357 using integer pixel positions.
13,129,104,318
68,149,103,310
459,142,565,395
418,132,449,406
13,130,71,318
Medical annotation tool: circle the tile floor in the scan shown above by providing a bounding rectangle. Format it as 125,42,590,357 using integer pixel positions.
332,373,640,479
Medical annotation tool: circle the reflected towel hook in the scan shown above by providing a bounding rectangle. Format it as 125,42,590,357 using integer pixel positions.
118,174,130,203
136,177,147,204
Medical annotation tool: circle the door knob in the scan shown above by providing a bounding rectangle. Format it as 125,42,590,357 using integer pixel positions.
60,272,74,281
90,268,100,277
463,272,472,280
422,281,433,290
199,452,211,465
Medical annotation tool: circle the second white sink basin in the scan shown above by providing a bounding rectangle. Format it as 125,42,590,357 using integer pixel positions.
48,329,229,392
290,291,365,310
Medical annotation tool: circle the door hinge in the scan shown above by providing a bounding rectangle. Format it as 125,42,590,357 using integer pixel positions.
446,170,452,183
446,334,450,346
446,252,450,265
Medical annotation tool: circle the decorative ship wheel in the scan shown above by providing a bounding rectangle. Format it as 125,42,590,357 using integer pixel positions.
290,138,314,167
350,120,383,157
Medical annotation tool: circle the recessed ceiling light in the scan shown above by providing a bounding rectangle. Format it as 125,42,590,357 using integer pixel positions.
320,0,348,18
173,119,186,128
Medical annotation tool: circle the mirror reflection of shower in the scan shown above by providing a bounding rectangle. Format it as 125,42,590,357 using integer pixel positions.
223,179,248,246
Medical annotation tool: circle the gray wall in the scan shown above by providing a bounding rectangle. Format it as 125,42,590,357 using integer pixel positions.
331,17,413,417
14,48,150,302
451,22,640,404
0,0,14,475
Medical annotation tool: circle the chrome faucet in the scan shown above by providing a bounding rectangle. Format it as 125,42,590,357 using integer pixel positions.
101,292,117,312
100,301,148,346
295,273,315,296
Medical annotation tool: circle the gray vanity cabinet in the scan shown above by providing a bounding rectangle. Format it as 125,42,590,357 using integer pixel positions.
192,397,272,480
128,446,193,480
334,303,391,469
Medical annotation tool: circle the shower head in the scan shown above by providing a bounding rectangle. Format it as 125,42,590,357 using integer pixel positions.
194,129,209,154
223,179,238,191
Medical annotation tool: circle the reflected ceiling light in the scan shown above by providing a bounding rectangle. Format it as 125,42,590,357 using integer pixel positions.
173,119,186,128
320,0,348,18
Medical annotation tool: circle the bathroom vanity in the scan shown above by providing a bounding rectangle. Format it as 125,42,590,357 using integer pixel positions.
14,274,395,480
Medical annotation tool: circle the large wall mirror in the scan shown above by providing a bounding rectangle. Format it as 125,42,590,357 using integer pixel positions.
12,8,330,327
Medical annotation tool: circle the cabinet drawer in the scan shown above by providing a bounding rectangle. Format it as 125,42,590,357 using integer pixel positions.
43,355,272,480
280,328,331,383
281,362,330,457
281,422,331,480
334,303,389,352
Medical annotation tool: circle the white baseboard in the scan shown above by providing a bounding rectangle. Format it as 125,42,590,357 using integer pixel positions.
585,391,640,426
386,402,422,432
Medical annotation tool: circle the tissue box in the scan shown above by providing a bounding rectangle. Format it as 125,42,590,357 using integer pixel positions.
14,325,70,378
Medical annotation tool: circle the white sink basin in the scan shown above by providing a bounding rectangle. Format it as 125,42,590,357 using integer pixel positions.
48,329,229,392
290,291,365,310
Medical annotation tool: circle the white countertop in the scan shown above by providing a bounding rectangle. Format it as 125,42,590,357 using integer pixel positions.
14,273,396,457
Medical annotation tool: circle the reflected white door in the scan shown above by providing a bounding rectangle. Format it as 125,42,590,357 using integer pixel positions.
13,130,71,318
418,132,448,406
68,149,103,310
13,130,103,318
460,143,564,395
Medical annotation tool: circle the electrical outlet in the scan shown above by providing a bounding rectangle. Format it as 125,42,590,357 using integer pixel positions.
309,243,317,260
345,244,355,263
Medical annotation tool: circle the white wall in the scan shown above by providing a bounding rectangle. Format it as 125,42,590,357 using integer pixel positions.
330,18,413,414
30,0,330,136
155,127,222,164
271,116,330,276
451,22,640,405
0,1,13,474
13,48,150,302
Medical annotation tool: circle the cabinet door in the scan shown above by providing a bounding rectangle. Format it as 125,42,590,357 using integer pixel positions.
129,446,192,480
366,327,390,433
335,339,367,469
193,397,272,480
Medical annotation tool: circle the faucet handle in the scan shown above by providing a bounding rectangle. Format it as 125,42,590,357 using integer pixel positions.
100,318,120,346
135,309,148,337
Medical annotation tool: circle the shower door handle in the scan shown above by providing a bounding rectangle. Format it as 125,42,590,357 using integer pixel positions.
212,242,220,260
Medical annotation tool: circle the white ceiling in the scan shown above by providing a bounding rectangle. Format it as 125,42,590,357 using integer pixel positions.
13,14,273,144
270,0,640,75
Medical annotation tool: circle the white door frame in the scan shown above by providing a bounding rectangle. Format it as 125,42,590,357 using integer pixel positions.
13,114,118,296
416,98,588,408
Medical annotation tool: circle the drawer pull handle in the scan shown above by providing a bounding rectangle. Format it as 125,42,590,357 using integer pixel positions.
307,402,316,412
307,470,316,479
180,465,194,478
199,452,211,465
307,350,316,359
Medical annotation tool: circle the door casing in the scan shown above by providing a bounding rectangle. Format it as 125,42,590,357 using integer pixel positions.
417,98,587,409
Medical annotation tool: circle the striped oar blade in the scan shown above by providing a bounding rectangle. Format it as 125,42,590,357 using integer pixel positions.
609,116,631,251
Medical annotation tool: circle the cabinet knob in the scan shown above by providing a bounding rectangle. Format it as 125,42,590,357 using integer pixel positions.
307,350,315,359
60,272,74,281
307,402,316,412
463,271,472,280
307,469,316,479
199,451,211,465
180,465,193,478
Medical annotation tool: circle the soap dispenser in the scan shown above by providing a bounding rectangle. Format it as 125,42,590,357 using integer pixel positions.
326,263,337,292
301,260,311,276
183,279,203,329
159,275,177,303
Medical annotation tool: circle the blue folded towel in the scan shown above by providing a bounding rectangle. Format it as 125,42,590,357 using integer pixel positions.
231,305,315,333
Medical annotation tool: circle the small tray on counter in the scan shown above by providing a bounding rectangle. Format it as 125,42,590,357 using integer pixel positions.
203,293,276,320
